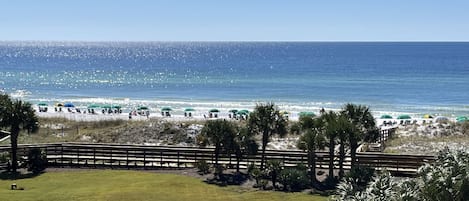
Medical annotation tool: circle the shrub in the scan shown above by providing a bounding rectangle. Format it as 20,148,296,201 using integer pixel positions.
195,160,210,174
334,147,469,201
249,166,265,188
247,162,256,174
278,166,309,192
266,160,282,189
345,166,375,188
213,164,226,180
26,148,47,174
0,151,10,163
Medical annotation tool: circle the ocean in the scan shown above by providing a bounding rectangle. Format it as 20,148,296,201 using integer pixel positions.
1,41,469,117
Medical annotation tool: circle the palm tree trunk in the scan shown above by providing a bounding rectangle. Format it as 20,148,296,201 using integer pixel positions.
214,145,220,165
260,131,268,170
236,149,241,172
10,125,19,173
328,137,334,178
350,140,358,168
311,150,317,185
339,139,345,179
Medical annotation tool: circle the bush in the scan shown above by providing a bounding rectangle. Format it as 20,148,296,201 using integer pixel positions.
26,148,47,174
195,160,210,174
278,166,309,192
247,162,256,174
344,166,375,188
249,166,265,188
0,151,10,163
213,164,226,180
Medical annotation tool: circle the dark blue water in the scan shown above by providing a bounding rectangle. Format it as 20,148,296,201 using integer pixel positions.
1,41,468,116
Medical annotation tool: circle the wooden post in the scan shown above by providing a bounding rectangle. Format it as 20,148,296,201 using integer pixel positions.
93,147,96,168
143,150,146,169
177,151,180,168
77,147,80,168
110,149,113,169
126,150,129,170
61,145,64,168
160,151,163,168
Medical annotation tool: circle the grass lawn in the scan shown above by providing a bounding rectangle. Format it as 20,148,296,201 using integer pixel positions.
0,170,327,201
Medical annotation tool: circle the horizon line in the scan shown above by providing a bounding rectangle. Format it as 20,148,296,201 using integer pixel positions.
1,40,469,43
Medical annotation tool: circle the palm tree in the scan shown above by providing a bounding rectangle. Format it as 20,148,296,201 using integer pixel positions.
0,94,39,173
321,111,339,179
248,102,287,170
266,160,282,189
296,115,326,185
341,103,378,168
232,126,258,172
335,114,354,179
199,119,236,166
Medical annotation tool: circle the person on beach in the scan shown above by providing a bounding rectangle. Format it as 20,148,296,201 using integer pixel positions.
129,112,132,119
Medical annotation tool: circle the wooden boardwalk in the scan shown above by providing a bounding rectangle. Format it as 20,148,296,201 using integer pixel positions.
0,142,434,176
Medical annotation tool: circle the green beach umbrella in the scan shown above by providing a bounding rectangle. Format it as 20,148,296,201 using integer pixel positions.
102,104,112,109
236,110,249,115
87,103,101,109
184,108,195,112
456,116,468,122
209,109,220,113
299,111,316,117
229,109,238,113
37,102,48,106
161,107,172,112
380,114,393,119
423,114,433,119
137,106,149,110
397,114,412,119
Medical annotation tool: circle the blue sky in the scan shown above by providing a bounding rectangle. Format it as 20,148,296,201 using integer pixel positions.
1,0,468,41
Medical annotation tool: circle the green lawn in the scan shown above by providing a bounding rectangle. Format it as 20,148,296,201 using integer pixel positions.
0,170,327,201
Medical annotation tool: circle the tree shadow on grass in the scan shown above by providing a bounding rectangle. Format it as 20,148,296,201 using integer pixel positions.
0,170,43,180
205,172,249,187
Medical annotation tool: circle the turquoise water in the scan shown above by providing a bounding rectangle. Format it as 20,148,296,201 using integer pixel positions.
1,41,468,116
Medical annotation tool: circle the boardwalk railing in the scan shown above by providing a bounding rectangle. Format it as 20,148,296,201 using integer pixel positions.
0,142,434,176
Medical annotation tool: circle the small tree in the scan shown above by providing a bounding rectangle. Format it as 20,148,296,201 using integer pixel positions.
248,102,287,170
26,148,47,174
232,126,258,172
266,160,282,189
341,103,378,168
321,111,339,179
296,115,326,185
0,94,39,173
278,166,309,192
199,120,236,166
336,114,355,179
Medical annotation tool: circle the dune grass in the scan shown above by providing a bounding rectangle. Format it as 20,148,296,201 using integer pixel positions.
0,170,327,201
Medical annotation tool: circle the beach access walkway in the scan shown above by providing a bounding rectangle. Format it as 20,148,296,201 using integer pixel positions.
0,138,434,177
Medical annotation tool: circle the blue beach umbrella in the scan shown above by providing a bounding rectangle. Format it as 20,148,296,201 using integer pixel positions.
64,103,75,108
